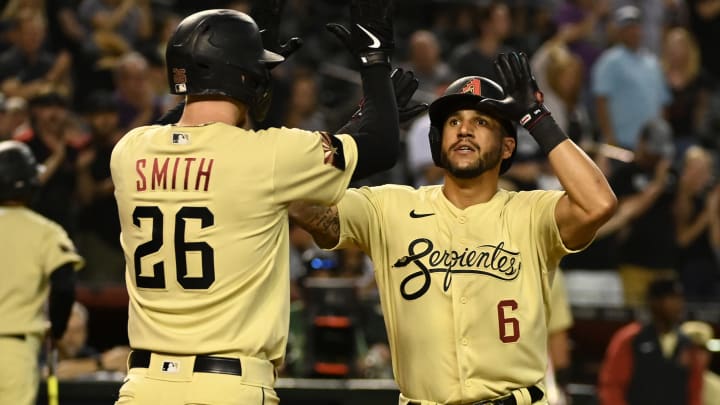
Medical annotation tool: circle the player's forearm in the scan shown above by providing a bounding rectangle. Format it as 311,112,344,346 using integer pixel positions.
49,263,76,339
549,139,617,232
288,202,340,249
349,65,400,180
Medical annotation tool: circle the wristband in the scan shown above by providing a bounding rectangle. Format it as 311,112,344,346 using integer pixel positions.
359,51,391,67
524,110,568,155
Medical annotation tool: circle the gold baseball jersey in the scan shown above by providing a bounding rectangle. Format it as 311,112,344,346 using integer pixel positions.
0,206,83,335
548,269,573,334
110,123,357,366
335,185,581,403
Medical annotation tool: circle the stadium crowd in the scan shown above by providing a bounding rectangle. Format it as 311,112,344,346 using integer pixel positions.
2,0,720,394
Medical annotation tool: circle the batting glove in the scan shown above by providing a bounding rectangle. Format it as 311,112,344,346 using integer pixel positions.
252,0,303,61
326,0,395,67
351,68,427,124
480,52,567,154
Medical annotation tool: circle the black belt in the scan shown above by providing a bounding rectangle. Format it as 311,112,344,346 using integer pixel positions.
129,350,242,376
0,334,25,341
409,385,544,405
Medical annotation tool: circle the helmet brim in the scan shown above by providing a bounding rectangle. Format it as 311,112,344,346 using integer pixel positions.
261,49,284,69
428,93,516,138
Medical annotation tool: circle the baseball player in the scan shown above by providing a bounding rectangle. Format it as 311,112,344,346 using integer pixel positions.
111,1,403,404
289,52,617,404
0,140,83,405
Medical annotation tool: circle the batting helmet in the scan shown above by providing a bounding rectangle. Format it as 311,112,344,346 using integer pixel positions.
0,140,40,202
428,76,517,174
165,9,284,122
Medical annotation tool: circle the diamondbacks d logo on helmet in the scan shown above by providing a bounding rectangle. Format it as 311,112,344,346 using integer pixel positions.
461,78,482,96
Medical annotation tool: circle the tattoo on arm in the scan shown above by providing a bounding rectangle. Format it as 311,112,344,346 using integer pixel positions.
289,202,340,248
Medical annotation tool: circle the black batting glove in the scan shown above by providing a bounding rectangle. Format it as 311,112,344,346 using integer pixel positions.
252,0,303,61
481,52,567,154
326,0,395,67
351,67,427,124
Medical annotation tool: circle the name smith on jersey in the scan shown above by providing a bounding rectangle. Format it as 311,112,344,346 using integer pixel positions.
135,157,214,192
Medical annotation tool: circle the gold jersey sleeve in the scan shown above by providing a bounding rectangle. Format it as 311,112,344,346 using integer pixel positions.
548,268,573,334
335,186,583,403
0,207,83,335
110,123,356,364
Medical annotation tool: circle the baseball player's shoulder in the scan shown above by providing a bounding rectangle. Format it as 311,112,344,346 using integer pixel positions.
3,206,72,240
350,183,423,200
112,125,162,154
507,188,565,206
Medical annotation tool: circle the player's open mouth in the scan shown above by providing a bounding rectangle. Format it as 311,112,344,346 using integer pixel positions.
453,144,476,153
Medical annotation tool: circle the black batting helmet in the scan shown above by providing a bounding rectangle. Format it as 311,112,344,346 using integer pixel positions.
0,140,40,202
165,9,284,122
428,76,517,174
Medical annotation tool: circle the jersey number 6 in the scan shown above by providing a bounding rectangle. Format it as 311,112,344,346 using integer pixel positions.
132,205,215,290
497,300,520,343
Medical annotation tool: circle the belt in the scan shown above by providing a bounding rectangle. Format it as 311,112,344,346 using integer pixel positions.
0,334,25,341
129,350,242,376
409,385,544,405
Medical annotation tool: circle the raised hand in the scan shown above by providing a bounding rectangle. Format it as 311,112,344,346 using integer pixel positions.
326,0,394,67
350,68,427,124
252,0,303,59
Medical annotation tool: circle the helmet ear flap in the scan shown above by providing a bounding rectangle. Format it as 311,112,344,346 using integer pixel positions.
428,125,443,168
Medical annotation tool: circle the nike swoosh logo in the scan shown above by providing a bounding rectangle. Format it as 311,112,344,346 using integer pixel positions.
356,24,381,49
409,210,435,218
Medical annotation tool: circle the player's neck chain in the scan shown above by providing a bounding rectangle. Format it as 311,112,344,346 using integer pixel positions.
393,238,521,300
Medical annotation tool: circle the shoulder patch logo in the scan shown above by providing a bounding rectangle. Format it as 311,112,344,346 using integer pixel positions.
320,131,346,170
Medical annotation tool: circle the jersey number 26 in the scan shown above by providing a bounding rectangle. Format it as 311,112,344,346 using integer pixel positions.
132,205,215,289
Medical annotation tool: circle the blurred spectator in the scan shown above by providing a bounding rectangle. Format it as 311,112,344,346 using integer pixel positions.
112,52,163,132
1,96,29,139
597,277,703,405
686,0,720,82
78,0,152,50
49,302,130,380
449,1,514,81
284,71,328,132
0,11,72,99
400,30,454,101
610,118,678,307
592,5,670,150
552,0,609,77
405,113,444,187
531,42,593,144
680,320,720,405
661,27,712,156
75,91,124,284
14,92,82,233
674,146,719,300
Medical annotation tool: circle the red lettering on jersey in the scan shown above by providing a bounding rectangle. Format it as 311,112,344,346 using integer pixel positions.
136,159,147,191
152,158,169,190
183,157,196,190
171,157,181,190
196,158,214,191
135,156,213,192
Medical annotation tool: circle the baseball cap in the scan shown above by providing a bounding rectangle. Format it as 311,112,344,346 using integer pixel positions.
640,118,675,159
646,277,683,300
614,5,642,27
680,321,714,349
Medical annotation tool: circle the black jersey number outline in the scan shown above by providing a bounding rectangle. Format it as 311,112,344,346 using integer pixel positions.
132,206,215,289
